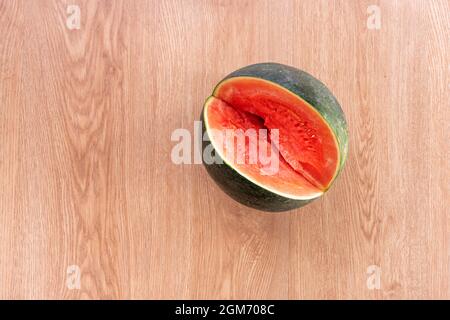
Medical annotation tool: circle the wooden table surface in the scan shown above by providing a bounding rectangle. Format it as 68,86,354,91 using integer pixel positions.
0,0,448,299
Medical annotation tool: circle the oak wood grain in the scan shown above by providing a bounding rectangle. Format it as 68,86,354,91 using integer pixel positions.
0,0,448,299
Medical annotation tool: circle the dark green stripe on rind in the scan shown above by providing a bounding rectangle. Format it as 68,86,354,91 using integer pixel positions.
220,62,349,180
201,108,312,212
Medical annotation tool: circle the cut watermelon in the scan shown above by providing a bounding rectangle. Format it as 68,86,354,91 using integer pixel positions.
201,63,348,212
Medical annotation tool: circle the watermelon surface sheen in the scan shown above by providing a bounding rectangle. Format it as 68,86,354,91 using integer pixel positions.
201,63,348,212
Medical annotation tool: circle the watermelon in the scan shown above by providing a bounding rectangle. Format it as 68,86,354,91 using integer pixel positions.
201,63,348,212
